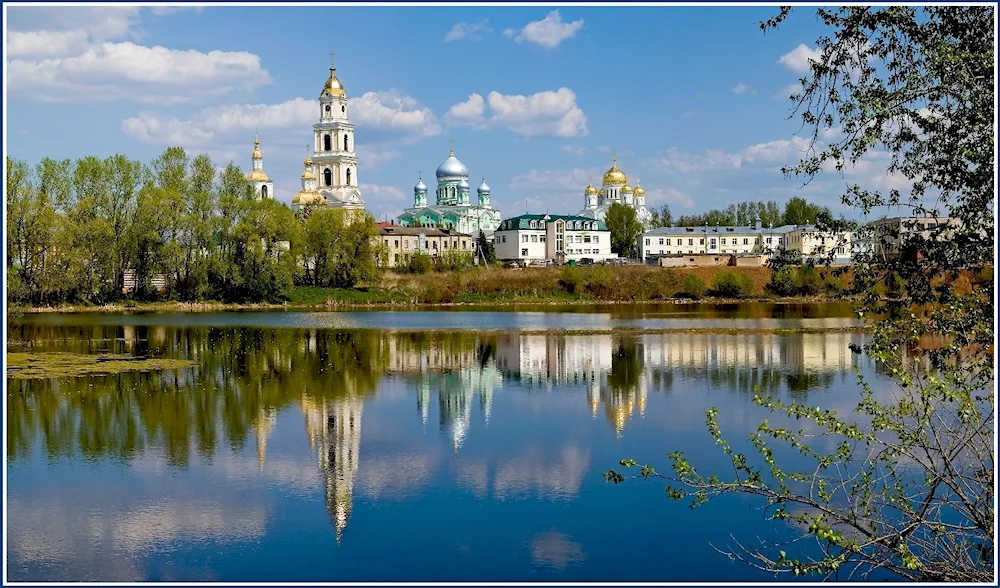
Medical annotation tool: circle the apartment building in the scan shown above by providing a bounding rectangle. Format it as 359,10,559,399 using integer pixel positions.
378,225,474,268
493,214,615,263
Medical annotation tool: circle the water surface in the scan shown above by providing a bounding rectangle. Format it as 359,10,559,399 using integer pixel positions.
6,305,889,582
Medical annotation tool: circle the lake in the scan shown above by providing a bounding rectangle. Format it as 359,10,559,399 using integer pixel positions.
5,303,891,582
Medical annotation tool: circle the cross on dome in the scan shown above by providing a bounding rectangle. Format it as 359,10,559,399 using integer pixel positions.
329,50,336,68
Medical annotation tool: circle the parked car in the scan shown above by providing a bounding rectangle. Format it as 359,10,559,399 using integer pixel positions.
579,258,595,266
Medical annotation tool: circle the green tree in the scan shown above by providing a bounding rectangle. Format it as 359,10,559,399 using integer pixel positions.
781,196,830,226
660,204,673,227
303,209,383,288
606,6,993,582
604,202,643,258
475,230,497,265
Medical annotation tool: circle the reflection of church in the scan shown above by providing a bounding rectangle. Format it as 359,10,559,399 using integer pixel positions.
299,394,364,544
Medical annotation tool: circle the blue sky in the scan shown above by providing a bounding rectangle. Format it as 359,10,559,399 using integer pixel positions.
5,4,907,221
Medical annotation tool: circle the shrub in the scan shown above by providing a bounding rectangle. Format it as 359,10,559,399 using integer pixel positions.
586,266,617,299
712,271,755,298
436,251,474,273
678,274,706,299
405,253,433,275
560,266,584,294
768,266,799,297
796,264,823,296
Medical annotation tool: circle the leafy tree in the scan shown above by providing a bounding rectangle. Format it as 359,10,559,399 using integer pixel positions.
475,230,497,265
604,202,643,258
781,196,830,226
303,209,383,288
605,5,993,582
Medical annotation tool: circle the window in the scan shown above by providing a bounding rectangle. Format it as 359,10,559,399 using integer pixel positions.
584,236,591,243
444,241,448,249
433,242,438,250
342,105,345,113
721,238,727,245
502,236,507,243
324,168,332,186
344,135,349,151
531,235,538,243
522,248,528,256
658,238,664,245
540,236,546,243
699,239,704,245
688,239,693,246
743,238,749,245
666,239,671,245
646,239,651,245
593,236,599,244
766,237,772,244
394,254,399,263
522,235,529,243
261,185,268,198
394,240,399,248
325,105,331,114
576,235,583,243
346,169,351,185
324,135,332,151
463,242,467,250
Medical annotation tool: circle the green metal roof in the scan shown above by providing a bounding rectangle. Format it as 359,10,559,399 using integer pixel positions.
498,214,607,231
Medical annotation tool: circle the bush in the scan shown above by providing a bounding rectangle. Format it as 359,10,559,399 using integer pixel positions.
586,266,617,299
560,266,585,294
712,271,755,298
796,264,823,296
436,251,474,273
404,253,433,275
678,274,706,299
768,267,799,297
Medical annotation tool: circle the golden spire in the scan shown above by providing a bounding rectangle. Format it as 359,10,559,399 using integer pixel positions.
252,128,262,160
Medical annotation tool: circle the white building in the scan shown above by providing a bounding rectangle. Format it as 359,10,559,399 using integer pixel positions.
493,214,615,263
576,155,652,228
639,219,853,264
292,54,365,211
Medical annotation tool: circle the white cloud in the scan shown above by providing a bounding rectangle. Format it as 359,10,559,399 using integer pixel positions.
773,82,803,101
731,83,753,95
561,145,588,156
643,187,695,209
503,10,584,49
447,88,588,139
148,6,204,16
509,167,602,192
778,43,821,73
356,145,403,169
443,19,493,42
652,136,815,175
360,183,405,202
123,91,440,146
6,7,271,104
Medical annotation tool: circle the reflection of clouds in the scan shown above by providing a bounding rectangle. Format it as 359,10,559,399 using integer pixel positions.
454,458,490,499
530,528,586,570
493,445,590,501
6,496,266,582
112,500,268,552
357,451,441,500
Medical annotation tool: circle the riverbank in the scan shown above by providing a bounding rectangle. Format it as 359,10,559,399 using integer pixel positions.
14,265,858,314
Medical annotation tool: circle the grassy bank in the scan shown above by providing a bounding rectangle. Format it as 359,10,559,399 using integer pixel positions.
14,266,860,314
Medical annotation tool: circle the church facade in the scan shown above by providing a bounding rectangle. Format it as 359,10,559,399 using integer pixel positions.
576,156,652,228
396,145,502,237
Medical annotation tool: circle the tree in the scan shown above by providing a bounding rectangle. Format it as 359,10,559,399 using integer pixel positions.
475,230,497,265
660,204,673,227
303,208,383,288
605,6,993,582
781,196,829,226
604,202,643,259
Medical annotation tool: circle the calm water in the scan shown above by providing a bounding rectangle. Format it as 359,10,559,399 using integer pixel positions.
6,304,890,582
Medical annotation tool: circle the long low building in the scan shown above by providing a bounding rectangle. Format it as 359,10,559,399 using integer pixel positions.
639,219,853,265
493,214,616,263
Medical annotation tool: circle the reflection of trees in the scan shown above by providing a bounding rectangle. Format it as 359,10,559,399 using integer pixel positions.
590,337,647,437
8,328,388,466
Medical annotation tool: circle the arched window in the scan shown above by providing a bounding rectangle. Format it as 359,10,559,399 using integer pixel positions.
325,104,331,114
346,168,351,185
324,168,332,186
261,185,268,198
324,134,332,151
342,105,345,113
343,135,348,151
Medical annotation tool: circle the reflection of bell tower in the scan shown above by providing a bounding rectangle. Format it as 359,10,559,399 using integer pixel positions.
439,385,473,453
254,406,277,472
417,380,431,428
325,396,363,544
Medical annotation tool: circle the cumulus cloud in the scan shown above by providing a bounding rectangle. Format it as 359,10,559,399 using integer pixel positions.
359,183,406,202
561,145,588,156
6,6,271,104
447,88,588,139
508,167,603,192
773,82,803,101
503,10,584,49
731,83,755,95
122,91,441,146
443,19,493,42
643,187,696,209
652,136,816,175
777,43,821,73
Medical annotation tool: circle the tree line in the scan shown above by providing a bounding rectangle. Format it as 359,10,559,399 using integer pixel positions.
647,197,833,229
6,148,384,306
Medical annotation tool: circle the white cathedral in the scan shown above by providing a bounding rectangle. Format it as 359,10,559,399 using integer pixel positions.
246,53,366,212
576,156,652,227
396,143,502,236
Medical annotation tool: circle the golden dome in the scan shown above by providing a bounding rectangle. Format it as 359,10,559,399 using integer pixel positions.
633,179,645,196
292,189,326,206
247,168,270,182
584,179,598,195
252,138,262,160
622,183,634,193
602,155,627,185
322,67,346,98
301,168,316,180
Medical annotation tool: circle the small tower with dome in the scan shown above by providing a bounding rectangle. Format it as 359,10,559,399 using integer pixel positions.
477,177,491,209
246,132,274,200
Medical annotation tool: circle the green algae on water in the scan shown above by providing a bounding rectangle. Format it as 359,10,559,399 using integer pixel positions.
6,352,196,380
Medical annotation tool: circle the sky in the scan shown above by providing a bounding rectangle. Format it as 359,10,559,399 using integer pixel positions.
4,3,913,222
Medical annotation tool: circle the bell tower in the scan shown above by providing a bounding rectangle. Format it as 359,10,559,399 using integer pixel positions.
311,50,364,210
